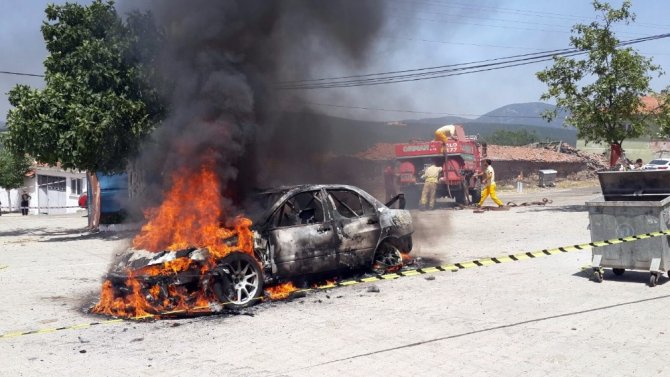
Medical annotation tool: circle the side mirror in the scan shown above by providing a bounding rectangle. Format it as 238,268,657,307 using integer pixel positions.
384,193,406,209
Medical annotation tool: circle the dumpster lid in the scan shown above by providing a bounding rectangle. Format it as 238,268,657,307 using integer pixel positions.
598,171,670,199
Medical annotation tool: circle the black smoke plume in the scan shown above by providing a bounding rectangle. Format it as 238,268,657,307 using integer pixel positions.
124,0,392,216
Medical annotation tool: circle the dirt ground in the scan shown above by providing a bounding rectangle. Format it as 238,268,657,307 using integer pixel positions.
2,181,670,376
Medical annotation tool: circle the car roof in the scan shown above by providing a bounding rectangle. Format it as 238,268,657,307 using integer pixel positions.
257,184,369,195
647,159,670,163
254,184,384,225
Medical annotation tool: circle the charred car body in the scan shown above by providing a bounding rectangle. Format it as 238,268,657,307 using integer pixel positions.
105,184,413,312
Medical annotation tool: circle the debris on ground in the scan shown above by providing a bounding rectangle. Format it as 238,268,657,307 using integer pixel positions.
290,291,307,299
473,205,511,213
366,285,380,293
506,198,554,207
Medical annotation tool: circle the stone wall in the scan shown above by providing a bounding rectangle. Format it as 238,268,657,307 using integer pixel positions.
325,157,590,200
492,160,588,183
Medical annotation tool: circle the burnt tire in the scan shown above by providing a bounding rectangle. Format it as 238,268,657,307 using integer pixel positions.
454,189,467,205
372,242,403,275
212,252,263,309
650,274,658,287
593,270,603,283
470,188,481,205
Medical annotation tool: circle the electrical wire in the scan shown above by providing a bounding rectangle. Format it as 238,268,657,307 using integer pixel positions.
279,46,579,85
0,70,44,78
402,0,670,30
378,35,548,51
277,33,670,90
296,101,553,119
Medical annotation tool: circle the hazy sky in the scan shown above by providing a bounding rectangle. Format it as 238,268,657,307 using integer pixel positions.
1,0,668,122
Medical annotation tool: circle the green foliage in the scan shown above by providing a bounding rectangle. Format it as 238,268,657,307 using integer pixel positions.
4,0,164,174
536,0,670,147
0,140,31,190
481,129,540,146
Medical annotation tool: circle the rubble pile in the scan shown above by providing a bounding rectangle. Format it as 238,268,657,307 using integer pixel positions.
486,145,582,162
544,143,609,173
354,141,609,180
354,143,395,160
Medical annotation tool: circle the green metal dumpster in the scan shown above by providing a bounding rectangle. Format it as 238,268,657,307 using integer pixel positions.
586,171,670,286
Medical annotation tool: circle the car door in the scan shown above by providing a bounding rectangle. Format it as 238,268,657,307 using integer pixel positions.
264,189,339,277
327,189,382,269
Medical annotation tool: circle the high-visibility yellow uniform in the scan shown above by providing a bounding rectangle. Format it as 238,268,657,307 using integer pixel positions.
420,165,442,209
434,125,456,143
479,165,504,207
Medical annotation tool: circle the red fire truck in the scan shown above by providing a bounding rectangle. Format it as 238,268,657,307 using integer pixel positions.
393,125,486,208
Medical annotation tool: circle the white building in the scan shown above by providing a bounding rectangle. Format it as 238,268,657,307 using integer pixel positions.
0,164,86,215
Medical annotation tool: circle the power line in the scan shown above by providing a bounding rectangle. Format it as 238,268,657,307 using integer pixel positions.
277,33,670,90
280,46,578,85
388,5,658,39
404,0,670,30
388,5,572,30
283,33,669,86
392,14,571,35
0,70,44,78
379,36,547,51
296,101,551,119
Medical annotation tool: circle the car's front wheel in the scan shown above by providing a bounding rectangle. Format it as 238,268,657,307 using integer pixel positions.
212,252,263,309
372,242,403,274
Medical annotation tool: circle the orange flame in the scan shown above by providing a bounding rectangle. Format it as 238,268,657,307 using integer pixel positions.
265,282,298,300
131,159,250,256
312,279,337,288
92,157,256,318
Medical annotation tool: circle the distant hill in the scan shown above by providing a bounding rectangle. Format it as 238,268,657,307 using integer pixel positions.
274,110,577,157
398,101,576,146
403,119,577,146
477,102,569,128
414,115,472,125
411,102,571,129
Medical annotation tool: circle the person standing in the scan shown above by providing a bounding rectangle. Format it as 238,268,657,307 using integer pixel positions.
20,191,31,216
383,161,399,202
420,160,442,210
477,159,504,208
634,158,644,170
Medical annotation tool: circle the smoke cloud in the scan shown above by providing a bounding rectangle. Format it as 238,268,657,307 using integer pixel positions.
123,0,393,215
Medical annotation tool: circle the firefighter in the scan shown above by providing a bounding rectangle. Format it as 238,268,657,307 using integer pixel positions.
434,124,456,143
420,159,442,210
477,159,504,208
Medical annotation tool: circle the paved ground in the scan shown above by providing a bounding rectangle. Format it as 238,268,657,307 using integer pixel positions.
2,183,670,376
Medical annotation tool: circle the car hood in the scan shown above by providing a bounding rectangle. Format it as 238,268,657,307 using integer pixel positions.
108,247,209,278
379,208,413,237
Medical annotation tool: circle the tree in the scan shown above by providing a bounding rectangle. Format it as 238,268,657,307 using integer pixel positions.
536,0,670,166
0,143,32,212
4,1,164,228
484,129,540,146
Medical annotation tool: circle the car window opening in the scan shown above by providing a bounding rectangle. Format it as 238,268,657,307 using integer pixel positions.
329,190,375,218
274,191,325,227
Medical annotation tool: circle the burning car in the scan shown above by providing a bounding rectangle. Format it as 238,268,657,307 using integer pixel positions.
94,183,413,317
